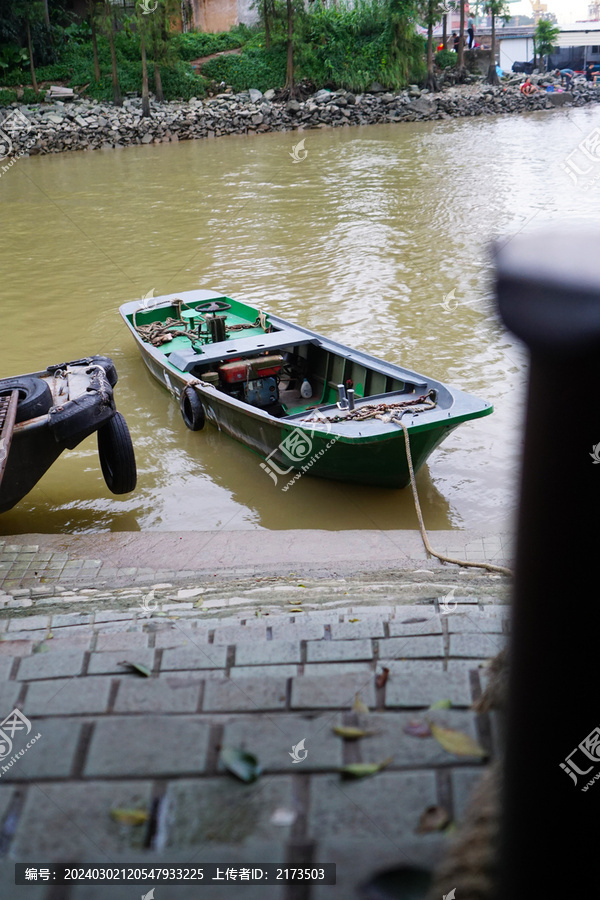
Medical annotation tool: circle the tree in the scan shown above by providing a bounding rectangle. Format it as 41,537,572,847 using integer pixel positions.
419,0,447,91
457,0,465,73
100,1,122,106
285,0,294,91
484,0,511,84
388,0,425,87
87,0,101,83
535,18,559,73
12,1,45,96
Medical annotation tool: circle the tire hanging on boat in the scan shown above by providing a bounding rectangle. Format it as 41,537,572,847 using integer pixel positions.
0,376,53,423
180,386,205,431
97,411,137,494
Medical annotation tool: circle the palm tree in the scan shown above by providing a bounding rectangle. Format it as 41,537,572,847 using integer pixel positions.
420,0,447,91
535,18,559,73
484,0,510,85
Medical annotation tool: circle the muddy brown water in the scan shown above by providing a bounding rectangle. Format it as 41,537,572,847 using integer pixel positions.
0,107,596,535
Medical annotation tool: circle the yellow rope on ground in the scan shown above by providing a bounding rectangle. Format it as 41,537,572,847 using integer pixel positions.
399,419,513,577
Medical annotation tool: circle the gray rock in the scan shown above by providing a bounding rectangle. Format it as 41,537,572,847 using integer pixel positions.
286,99,301,113
368,82,386,93
251,112,263,125
248,88,263,103
263,89,275,100
141,133,154,143
346,93,356,105
313,89,331,102
380,93,395,103
409,88,421,98
409,97,433,115
547,91,572,106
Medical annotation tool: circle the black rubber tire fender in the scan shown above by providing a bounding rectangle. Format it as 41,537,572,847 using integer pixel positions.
0,376,53,423
180,386,205,431
88,356,118,387
97,411,137,495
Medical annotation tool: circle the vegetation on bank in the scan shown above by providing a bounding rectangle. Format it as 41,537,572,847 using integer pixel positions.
0,0,523,108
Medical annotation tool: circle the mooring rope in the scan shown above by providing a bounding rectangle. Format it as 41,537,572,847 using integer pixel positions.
398,417,513,577
300,391,438,424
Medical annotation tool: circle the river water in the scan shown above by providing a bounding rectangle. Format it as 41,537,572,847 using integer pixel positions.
1,106,598,535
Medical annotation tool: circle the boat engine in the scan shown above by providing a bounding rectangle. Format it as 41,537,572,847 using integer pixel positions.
217,355,283,408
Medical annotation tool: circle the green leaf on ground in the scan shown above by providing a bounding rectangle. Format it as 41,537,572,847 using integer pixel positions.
340,757,393,779
429,722,487,757
352,693,369,714
332,725,375,740
220,747,262,783
429,699,452,710
110,808,149,826
118,661,152,677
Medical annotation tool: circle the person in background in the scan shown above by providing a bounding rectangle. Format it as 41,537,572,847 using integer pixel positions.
555,67,574,89
520,77,538,96
452,31,459,53
585,62,595,82
468,18,475,49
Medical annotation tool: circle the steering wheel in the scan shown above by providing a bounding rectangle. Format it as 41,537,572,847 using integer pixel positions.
195,300,232,313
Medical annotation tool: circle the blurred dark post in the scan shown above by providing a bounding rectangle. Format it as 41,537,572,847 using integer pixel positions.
495,230,600,898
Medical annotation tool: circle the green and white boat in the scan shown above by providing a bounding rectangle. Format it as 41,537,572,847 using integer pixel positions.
120,290,492,489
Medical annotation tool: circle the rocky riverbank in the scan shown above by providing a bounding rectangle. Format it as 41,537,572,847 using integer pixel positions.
3,76,599,157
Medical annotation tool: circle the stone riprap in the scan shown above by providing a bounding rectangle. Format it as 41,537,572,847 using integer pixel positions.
3,77,598,157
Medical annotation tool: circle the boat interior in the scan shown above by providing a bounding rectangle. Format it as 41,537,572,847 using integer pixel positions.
130,295,433,420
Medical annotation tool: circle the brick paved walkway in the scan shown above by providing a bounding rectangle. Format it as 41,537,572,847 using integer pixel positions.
0,567,509,899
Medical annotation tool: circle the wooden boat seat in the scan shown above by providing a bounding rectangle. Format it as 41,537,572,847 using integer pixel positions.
167,327,313,373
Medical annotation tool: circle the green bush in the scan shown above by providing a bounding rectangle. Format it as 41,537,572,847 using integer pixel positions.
36,63,74,82
435,49,457,69
22,87,45,103
202,47,286,93
0,89,17,105
171,30,245,61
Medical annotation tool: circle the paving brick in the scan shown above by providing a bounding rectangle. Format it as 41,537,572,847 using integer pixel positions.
153,627,209,649
234,641,301,666
212,624,268,644
384,666,472,707
50,613,93,628
388,613,443,636
308,771,437,840
230,664,298,679
303,662,373,678
95,610,138,623
330,620,385,640
0,656,13,681
37,634,92,652
363,711,487,767
11,781,153,857
23,677,113,716
0,718,81,780
306,638,373,663
220,712,344,773
161,645,227,671
449,633,507,658
162,777,295,846
87,649,155,676
271,623,325,641
291,674,376,710
378,635,444,660
452,766,488,822
0,786,15,822
0,682,22,712
17,650,85,680
114,677,201,713
8,614,50,632
95,632,149,652
85,716,210,776
2,630,47,642
447,612,506,633
0,640,33,656
203,677,288,712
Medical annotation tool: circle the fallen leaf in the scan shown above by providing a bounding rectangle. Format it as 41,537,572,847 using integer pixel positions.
110,808,148,826
352,693,369,714
255,609,262,618
340,757,393,779
220,747,262,783
289,608,304,613
332,726,375,740
376,667,390,688
429,699,452,710
348,618,360,623
429,722,487,758
404,718,432,738
416,805,451,833
298,583,306,588
118,661,152,678
46,632,54,640
194,597,204,608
